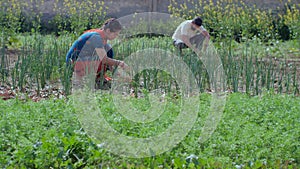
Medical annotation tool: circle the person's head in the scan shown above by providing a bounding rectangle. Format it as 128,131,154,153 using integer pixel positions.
191,17,202,30
102,18,122,40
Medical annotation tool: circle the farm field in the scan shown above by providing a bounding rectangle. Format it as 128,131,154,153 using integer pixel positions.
1,35,299,100
1,35,299,168
1,92,299,168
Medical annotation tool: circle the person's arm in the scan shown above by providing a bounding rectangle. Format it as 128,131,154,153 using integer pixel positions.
95,48,131,82
198,27,210,51
95,48,127,69
181,34,200,53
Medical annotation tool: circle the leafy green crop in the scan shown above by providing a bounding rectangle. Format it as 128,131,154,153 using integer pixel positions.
1,92,299,168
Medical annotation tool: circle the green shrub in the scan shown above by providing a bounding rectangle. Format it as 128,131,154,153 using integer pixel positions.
0,0,107,36
52,0,107,36
168,0,300,42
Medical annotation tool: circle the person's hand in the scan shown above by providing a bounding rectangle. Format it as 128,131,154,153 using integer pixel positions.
202,30,210,38
118,60,125,68
118,61,131,72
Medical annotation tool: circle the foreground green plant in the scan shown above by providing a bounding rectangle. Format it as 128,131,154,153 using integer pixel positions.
0,92,299,168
